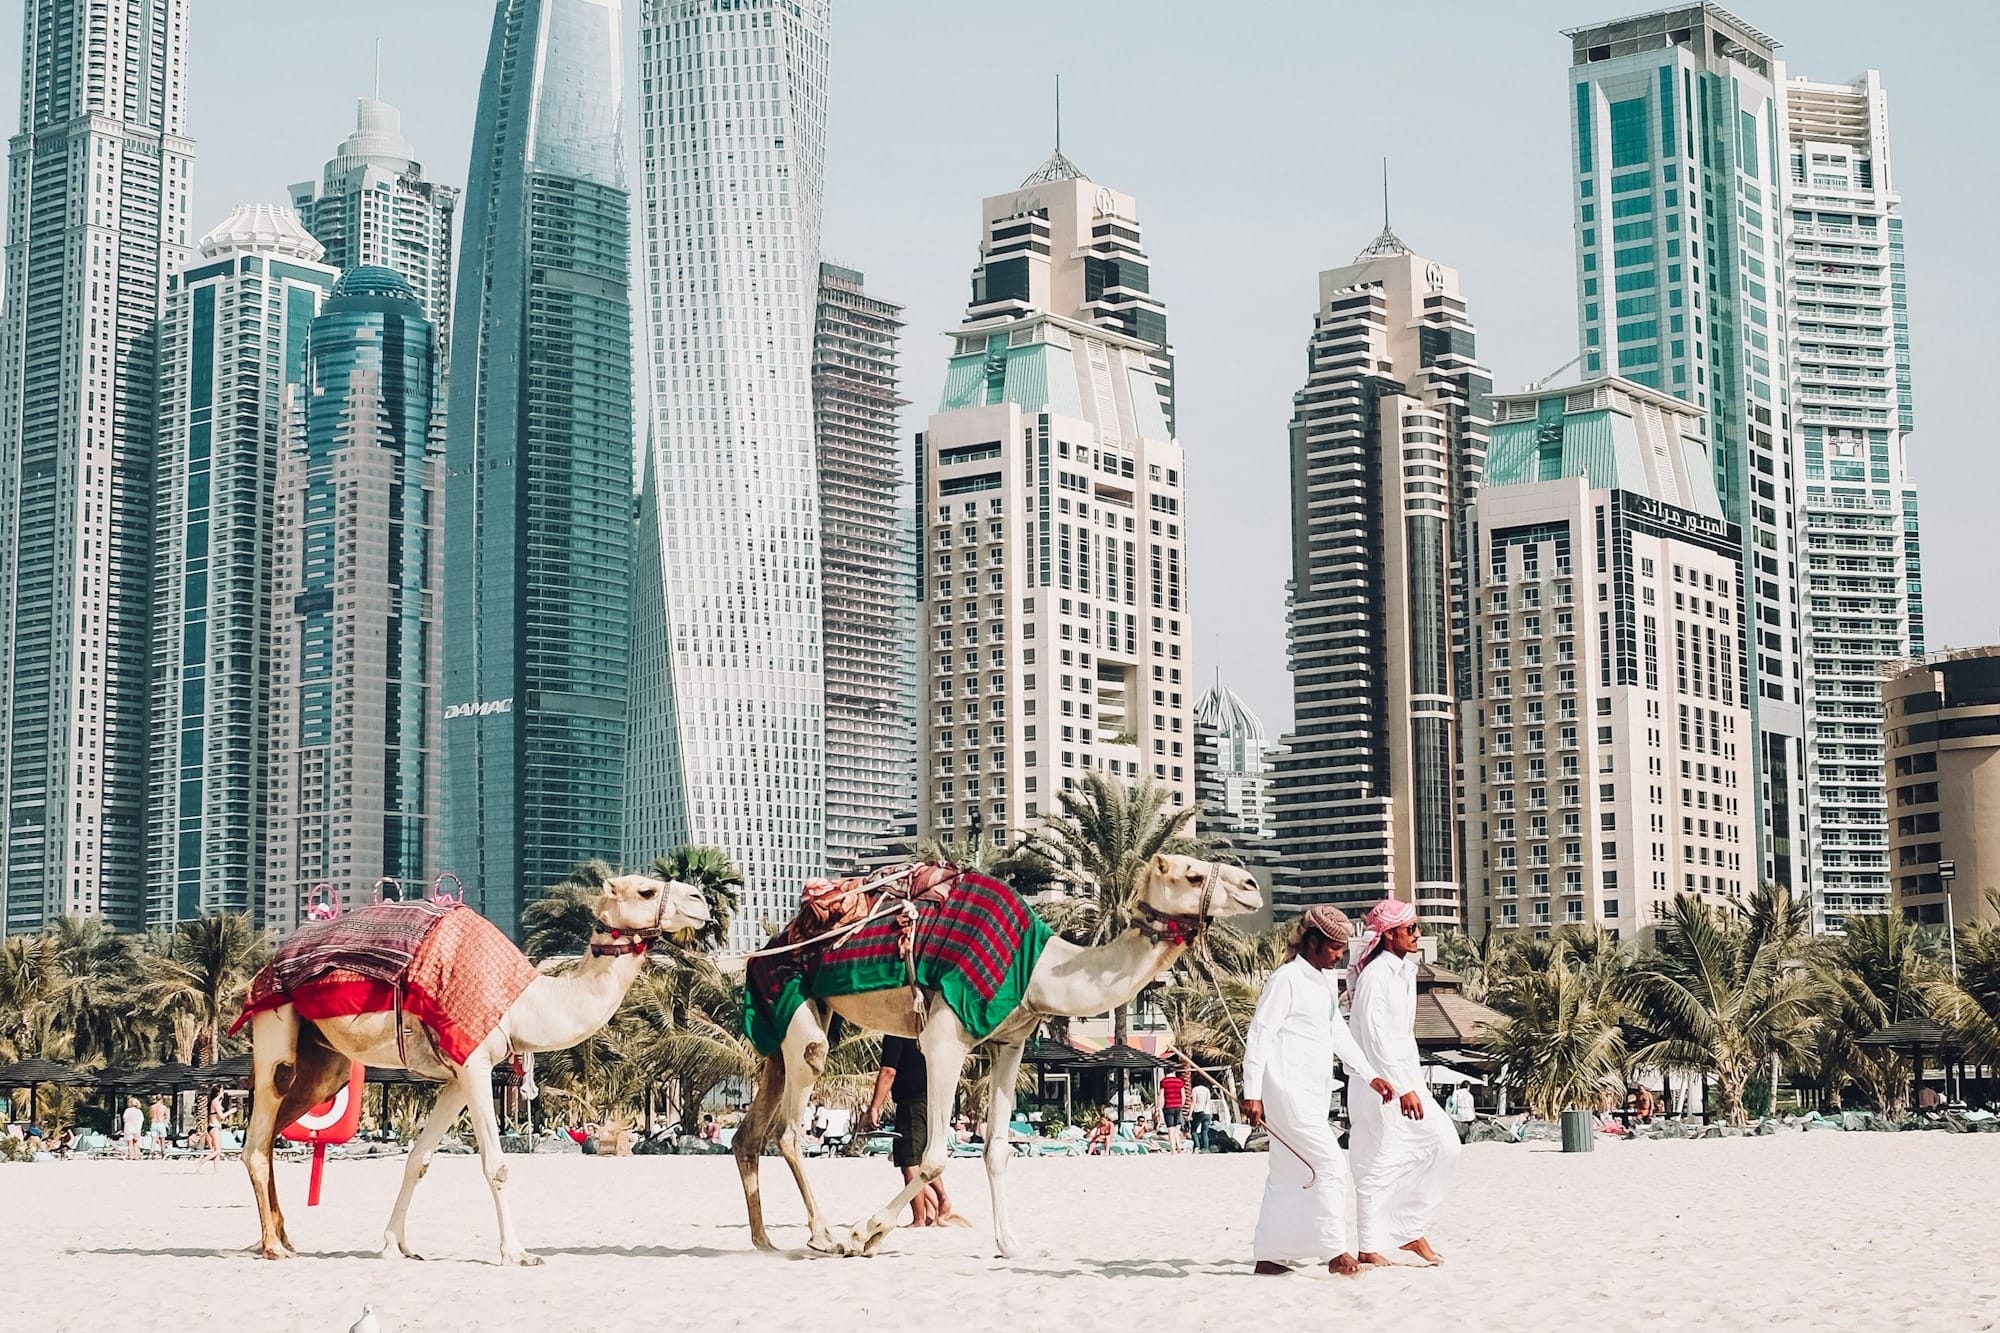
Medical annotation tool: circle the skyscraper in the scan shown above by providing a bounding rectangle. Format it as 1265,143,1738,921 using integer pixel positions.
1564,5,1807,898
915,161,1192,849
1783,70,1924,930
444,0,635,935
630,0,831,948
147,206,338,927
1194,683,1276,840
1271,231,1490,926
291,94,458,334
813,262,912,874
265,267,440,931
0,0,194,933
1468,377,1753,939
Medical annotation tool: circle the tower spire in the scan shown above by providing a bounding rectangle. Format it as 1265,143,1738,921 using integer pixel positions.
1019,74,1089,186
1356,153,1410,259
1055,74,1062,154
374,38,382,100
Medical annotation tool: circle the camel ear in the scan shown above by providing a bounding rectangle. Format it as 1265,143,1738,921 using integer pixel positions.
1153,853,1172,875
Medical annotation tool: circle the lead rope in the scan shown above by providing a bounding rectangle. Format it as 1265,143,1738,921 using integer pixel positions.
740,864,927,961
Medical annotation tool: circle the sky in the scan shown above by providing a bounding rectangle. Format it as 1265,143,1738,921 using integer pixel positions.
2,0,1994,735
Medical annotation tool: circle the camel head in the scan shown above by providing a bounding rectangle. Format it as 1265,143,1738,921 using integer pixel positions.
1131,854,1262,944
590,874,711,953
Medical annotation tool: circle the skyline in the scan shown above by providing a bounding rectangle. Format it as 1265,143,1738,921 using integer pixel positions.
0,0,1993,748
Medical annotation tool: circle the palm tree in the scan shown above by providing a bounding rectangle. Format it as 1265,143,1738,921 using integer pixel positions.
649,845,743,954
1812,912,1938,1114
45,915,142,1066
616,955,760,1129
1925,889,2000,1072
1020,772,1215,1046
136,914,268,1068
1621,892,1824,1125
1485,952,1628,1119
521,858,617,962
0,932,59,1062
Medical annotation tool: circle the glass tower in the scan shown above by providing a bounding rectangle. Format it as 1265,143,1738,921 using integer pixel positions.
0,0,194,933
630,0,832,948
1271,232,1490,926
1785,71,1924,930
443,0,635,936
1564,5,1806,896
264,267,441,931
813,263,912,873
147,207,338,927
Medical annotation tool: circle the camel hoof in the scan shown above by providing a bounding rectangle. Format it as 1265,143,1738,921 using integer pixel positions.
502,1249,544,1267
995,1238,1020,1260
256,1243,292,1261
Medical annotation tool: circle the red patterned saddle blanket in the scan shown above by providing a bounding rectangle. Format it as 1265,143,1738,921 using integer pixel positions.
233,902,539,1066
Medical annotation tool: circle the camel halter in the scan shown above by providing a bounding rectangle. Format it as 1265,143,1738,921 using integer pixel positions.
1134,858,1222,962
589,882,679,957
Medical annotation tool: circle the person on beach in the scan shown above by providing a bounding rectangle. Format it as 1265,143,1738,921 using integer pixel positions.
1347,898,1460,1268
147,1096,169,1155
1086,1109,1115,1154
122,1098,143,1160
866,1035,957,1227
1190,1076,1213,1152
1241,904,1395,1277
1159,1066,1187,1152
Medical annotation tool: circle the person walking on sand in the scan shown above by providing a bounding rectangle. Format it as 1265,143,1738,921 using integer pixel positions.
865,1035,961,1228
1189,1076,1213,1152
1241,904,1395,1277
1159,1065,1187,1152
147,1096,170,1156
1347,898,1460,1268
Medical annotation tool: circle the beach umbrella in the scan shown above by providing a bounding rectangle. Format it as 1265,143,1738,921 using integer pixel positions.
1425,1066,1484,1086
0,1057,89,1124
1858,1016,1954,1101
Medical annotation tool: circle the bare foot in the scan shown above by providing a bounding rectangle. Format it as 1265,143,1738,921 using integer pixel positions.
1401,1237,1443,1266
1253,1260,1292,1275
1356,1251,1391,1267
1329,1253,1362,1276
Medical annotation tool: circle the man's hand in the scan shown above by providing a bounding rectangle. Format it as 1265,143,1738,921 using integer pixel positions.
861,1104,885,1132
1398,1091,1425,1120
1241,1099,1264,1128
1369,1078,1395,1103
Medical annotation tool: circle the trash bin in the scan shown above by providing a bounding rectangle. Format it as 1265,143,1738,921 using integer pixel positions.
1561,1109,1595,1153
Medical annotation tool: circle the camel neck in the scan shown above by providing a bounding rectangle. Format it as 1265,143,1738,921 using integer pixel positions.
509,947,645,1052
1026,926,1182,1020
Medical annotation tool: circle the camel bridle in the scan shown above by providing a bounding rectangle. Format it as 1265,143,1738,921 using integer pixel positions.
1133,858,1228,962
589,882,680,957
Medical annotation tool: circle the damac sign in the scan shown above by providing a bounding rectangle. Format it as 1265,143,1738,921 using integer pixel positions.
444,698,514,720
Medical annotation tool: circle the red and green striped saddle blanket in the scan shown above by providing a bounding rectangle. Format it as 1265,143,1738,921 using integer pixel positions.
744,870,1051,1056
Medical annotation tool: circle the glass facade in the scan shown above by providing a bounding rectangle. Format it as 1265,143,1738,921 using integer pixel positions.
264,268,439,927
147,209,337,927
0,0,193,933
631,0,832,950
1567,7,1805,899
444,0,634,936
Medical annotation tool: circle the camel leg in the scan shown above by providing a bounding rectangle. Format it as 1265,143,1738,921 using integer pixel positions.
378,1080,469,1260
983,1037,1028,1259
456,1053,538,1266
775,1019,835,1254
734,1055,787,1252
244,1009,299,1260
246,1012,349,1259
845,1008,971,1257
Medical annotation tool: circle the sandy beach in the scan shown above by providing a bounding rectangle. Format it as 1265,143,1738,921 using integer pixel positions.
1,1133,1994,1332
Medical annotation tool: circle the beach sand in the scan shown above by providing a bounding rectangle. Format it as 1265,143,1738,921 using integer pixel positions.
1,1132,1994,1332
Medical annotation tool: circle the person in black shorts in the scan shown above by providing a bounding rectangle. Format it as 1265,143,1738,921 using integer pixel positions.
866,1035,955,1226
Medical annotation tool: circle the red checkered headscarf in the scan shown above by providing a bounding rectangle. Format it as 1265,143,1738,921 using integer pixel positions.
1349,897,1417,980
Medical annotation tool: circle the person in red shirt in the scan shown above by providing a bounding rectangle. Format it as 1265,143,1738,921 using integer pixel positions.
1160,1068,1188,1153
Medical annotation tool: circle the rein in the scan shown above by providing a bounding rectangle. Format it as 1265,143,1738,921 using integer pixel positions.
741,863,930,961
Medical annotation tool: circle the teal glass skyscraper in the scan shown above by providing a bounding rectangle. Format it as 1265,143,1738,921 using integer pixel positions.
443,0,634,934
265,268,440,928
1564,5,1806,896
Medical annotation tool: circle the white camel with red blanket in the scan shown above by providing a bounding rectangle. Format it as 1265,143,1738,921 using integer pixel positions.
235,874,709,1266
735,853,1261,1258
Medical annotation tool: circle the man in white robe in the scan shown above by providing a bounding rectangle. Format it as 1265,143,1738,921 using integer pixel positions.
1347,897,1461,1266
1241,904,1394,1276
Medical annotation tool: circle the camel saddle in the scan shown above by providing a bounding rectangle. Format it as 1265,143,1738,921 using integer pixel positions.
790,864,960,944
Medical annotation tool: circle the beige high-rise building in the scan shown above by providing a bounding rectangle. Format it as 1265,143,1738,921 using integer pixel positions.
1885,650,2000,929
1468,378,1754,940
916,155,1188,846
